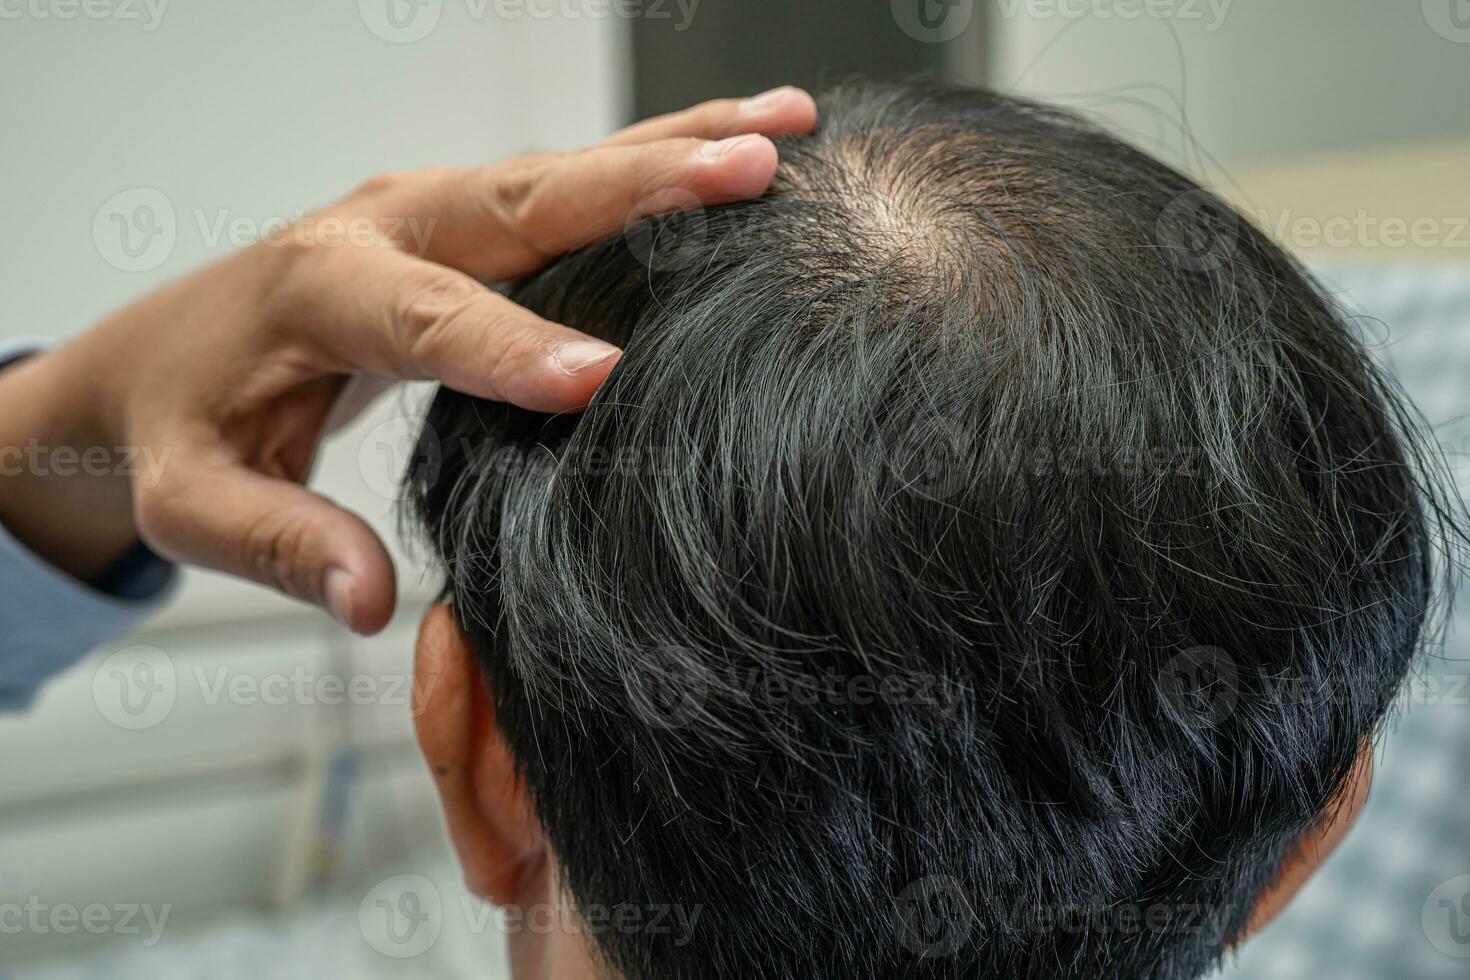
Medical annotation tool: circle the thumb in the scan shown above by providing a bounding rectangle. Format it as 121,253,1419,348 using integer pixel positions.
136,451,397,634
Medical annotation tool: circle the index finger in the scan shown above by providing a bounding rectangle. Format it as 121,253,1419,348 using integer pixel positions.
598,86,817,146
414,132,785,281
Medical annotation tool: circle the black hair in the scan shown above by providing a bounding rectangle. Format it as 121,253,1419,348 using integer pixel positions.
405,78,1458,979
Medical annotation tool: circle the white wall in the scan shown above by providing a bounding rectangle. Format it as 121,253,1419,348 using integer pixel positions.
1,0,628,340
0,3,627,971
0,0,632,622
989,0,1470,169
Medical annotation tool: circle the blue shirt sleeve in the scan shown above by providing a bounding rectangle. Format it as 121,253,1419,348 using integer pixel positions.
0,337,177,710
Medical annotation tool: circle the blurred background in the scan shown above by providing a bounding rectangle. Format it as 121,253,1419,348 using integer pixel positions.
1,2,1468,977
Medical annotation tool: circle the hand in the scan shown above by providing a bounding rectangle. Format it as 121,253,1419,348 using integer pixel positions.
0,87,817,632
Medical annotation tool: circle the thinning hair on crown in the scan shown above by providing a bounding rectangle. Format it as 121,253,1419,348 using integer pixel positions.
405,78,1460,980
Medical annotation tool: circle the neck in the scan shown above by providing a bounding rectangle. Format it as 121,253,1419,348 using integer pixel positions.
505,855,601,980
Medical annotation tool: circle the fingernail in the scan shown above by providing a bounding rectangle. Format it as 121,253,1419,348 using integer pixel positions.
552,339,620,374
741,86,795,112
699,133,761,161
325,568,354,628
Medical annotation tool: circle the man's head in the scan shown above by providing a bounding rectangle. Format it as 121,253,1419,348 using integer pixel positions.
405,79,1452,979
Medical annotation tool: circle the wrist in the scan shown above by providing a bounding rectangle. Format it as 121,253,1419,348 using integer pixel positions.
0,343,140,582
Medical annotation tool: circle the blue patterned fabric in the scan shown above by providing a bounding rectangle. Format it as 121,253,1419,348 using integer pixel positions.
1214,263,1470,979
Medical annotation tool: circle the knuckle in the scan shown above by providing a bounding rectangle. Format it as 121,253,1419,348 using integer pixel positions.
638,138,699,175
397,271,487,365
270,221,322,274
493,331,550,386
240,508,318,598
133,479,184,549
630,141,697,197
353,169,411,198
473,329,546,404
303,229,363,279
485,166,542,234
255,231,330,330
416,165,457,186
399,270,482,334
477,153,562,237
690,98,740,135
353,166,454,201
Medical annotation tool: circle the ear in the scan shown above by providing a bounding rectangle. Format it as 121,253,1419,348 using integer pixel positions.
412,602,545,905
1244,741,1375,938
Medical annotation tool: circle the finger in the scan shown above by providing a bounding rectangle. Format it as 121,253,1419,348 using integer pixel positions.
294,246,620,412
598,86,817,146
419,132,781,279
137,451,397,635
